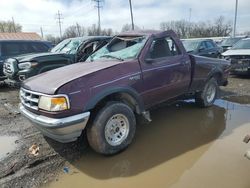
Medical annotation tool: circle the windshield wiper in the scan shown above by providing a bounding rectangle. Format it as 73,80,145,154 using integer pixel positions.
101,54,124,61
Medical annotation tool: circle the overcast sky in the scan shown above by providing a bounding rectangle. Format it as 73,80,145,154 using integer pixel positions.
0,0,249,37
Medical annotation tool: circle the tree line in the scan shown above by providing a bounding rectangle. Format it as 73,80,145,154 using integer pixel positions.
0,20,22,32
160,16,233,38
1,16,249,44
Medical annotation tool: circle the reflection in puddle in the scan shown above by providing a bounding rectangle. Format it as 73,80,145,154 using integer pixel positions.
48,99,250,188
0,136,17,159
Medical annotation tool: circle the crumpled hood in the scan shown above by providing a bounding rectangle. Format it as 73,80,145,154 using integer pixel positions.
222,49,250,56
13,52,71,63
22,60,122,94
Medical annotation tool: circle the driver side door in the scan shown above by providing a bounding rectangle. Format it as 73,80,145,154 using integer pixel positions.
140,36,191,108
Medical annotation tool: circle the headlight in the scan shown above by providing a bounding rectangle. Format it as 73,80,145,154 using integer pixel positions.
38,95,70,112
18,62,38,70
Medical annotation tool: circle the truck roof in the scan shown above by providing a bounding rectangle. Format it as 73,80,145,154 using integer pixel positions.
67,36,112,41
117,30,178,38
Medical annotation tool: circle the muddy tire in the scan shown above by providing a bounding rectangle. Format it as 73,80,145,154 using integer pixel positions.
87,102,136,155
195,77,218,107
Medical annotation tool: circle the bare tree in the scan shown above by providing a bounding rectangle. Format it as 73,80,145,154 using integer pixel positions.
87,24,113,36
121,23,140,32
63,24,85,38
0,20,22,32
160,16,232,38
45,34,62,45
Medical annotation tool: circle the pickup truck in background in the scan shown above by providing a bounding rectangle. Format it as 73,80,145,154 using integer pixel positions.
0,40,52,81
3,36,111,86
19,30,230,155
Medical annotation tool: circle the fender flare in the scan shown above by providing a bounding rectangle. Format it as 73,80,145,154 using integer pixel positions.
207,66,223,83
84,86,145,114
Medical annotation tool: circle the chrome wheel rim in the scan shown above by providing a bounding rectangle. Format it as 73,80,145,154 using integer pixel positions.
105,114,129,146
206,84,216,103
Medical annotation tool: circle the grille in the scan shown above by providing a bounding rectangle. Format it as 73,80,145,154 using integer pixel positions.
20,88,40,111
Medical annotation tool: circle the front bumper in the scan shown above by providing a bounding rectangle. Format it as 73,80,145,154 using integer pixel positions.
0,76,7,81
19,104,90,143
230,60,250,74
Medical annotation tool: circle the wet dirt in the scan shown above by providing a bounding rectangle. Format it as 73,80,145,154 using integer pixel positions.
47,99,250,188
0,76,250,188
0,136,17,160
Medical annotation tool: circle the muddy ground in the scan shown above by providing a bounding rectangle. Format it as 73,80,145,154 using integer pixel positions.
0,76,250,188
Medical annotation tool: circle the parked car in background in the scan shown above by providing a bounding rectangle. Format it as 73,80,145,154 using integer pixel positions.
222,38,250,75
19,30,230,155
0,40,52,81
220,36,247,52
182,39,222,58
3,36,111,86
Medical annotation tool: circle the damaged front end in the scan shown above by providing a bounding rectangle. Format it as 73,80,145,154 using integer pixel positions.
230,55,250,75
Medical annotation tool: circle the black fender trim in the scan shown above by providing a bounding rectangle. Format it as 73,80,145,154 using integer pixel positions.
84,86,145,114
207,66,224,85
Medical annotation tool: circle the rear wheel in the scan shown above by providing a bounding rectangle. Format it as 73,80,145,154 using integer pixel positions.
87,102,136,155
195,78,218,107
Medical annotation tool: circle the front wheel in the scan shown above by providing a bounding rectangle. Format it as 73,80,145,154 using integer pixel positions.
195,78,218,107
87,102,136,155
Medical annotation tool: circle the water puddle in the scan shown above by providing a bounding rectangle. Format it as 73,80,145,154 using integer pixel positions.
0,136,17,160
47,98,250,188
223,95,250,105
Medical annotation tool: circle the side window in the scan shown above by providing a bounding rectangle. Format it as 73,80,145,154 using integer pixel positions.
2,43,23,56
21,43,34,54
149,37,181,59
205,41,214,49
200,42,207,50
77,41,100,62
31,43,49,52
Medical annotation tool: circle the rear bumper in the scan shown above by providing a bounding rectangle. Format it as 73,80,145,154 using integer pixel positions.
19,104,90,143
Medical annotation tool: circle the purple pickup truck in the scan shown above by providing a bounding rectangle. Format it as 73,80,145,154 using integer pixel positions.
19,30,230,155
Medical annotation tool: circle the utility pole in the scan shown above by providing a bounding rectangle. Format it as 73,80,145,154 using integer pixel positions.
56,10,63,38
188,8,192,38
188,8,192,23
40,27,44,39
76,23,81,36
129,0,135,30
93,0,103,35
12,17,16,33
233,0,238,37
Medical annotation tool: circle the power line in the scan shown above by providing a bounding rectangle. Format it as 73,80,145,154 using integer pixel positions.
93,0,103,35
55,10,63,38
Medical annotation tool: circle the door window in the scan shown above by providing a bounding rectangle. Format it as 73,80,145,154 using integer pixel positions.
205,41,215,49
30,43,49,52
149,37,181,59
199,42,207,50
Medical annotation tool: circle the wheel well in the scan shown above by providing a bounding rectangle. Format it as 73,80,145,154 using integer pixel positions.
90,92,142,116
211,72,223,85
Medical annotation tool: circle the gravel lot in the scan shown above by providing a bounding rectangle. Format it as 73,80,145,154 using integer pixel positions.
0,75,249,188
